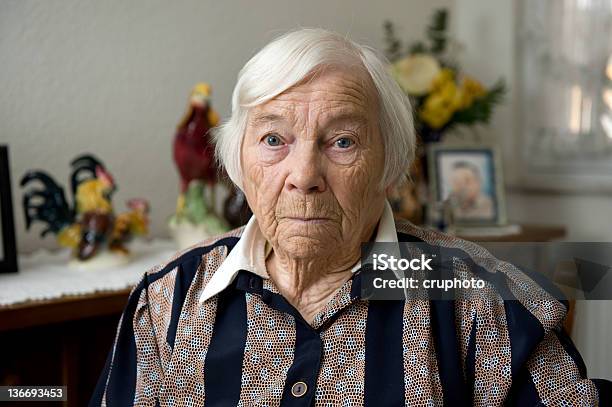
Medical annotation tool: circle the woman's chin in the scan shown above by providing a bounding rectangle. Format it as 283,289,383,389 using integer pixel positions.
277,234,335,259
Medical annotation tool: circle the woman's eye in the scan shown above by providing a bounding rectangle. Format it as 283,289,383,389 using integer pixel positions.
264,133,282,146
335,137,354,149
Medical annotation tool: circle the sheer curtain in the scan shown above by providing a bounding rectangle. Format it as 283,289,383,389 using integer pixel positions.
518,0,612,174
517,0,612,381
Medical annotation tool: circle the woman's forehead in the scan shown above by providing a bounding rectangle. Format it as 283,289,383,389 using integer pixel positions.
249,68,377,123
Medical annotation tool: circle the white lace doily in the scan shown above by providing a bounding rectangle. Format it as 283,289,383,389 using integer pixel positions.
0,239,179,307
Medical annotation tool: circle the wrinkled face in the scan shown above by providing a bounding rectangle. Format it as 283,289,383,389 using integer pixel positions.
240,67,386,260
451,167,481,202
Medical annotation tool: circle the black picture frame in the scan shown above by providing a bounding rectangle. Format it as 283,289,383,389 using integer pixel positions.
0,145,18,273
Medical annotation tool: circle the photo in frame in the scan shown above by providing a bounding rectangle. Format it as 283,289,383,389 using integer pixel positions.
1,145,18,273
427,144,507,226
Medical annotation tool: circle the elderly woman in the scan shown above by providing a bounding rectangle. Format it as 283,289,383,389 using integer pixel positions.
91,29,609,406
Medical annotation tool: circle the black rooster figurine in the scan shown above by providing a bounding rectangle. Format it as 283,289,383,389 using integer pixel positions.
21,154,149,261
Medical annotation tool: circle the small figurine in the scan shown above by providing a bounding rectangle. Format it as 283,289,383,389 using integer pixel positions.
169,83,229,248
173,82,219,192
21,154,150,266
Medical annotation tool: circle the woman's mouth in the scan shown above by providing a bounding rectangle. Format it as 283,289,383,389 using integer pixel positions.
284,217,332,224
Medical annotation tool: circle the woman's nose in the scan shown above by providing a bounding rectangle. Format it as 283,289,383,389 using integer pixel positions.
284,143,326,194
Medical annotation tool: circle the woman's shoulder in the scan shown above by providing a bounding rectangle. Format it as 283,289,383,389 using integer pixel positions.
394,219,568,333
129,226,247,311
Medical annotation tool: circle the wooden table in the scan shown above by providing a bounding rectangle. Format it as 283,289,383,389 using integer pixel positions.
457,224,567,242
0,291,131,407
0,289,130,333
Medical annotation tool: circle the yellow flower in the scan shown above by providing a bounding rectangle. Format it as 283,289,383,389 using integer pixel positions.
463,76,486,97
420,91,456,129
418,69,465,129
392,54,441,96
442,81,464,109
457,76,486,109
430,68,455,92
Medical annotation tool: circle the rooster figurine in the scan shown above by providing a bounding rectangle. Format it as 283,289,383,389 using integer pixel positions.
21,154,150,262
169,83,229,249
174,82,220,192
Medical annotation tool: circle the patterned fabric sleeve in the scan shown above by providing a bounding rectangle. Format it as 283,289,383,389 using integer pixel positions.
90,231,241,407
508,327,598,406
395,220,612,406
89,275,161,407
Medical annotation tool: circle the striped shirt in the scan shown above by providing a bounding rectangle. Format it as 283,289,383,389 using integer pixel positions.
91,208,610,406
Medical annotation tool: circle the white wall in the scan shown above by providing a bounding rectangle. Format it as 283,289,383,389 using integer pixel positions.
455,0,612,380
0,0,452,253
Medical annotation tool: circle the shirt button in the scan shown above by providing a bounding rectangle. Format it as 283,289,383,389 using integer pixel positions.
291,381,308,397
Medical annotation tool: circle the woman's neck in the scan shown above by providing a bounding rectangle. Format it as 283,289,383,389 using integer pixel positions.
265,248,359,325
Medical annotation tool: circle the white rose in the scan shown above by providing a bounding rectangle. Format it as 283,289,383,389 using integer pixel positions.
392,54,441,96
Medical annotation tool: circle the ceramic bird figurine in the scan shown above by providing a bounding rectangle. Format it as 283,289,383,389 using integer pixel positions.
169,84,229,248
21,154,150,262
173,83,220,192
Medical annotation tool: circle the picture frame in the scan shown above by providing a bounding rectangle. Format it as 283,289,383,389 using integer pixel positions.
1,145,18,273
427,143,507,227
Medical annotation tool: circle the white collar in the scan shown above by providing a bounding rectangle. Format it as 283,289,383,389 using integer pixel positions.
198,200,398,303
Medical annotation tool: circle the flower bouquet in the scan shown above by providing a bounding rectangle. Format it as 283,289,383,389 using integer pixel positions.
384,9,505,143
383,10,505,224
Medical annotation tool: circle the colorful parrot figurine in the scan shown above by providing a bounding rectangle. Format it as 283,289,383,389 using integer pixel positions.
21,154,150,261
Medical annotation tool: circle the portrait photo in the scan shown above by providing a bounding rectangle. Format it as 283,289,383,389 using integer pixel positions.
428,144,506,226
0,145,17,273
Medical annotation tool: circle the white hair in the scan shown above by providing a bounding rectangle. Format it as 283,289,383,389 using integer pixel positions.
213,28,415,190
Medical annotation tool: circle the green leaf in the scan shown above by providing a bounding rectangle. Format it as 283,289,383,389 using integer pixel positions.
427,9,448,54
409,42,427,54
450,80,506,125
383,20,403,62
